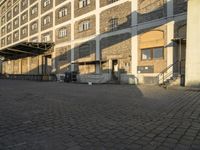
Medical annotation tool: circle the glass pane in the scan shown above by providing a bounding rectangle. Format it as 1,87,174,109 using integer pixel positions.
153,47,163,59
142,49,151,60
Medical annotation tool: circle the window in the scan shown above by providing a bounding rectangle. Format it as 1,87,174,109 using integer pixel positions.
7,24,11,30
32,38,38,42
1,39,5,46
108,0,119,4
142,49,151,60
22,0,27,7
31,6,38,15
14,6,18,12
31,22,38,30
44,0,50,7
109,17,118,31
1,27,5,35
141,47,164,60
7,36,11,41
79,0,90,8
58,7,67,18
79,20,90,32
1,16,5,24
22,13,27,21
7,0,12,7
2,6,5,14
22,27,27,35
43,34,50,42
14,32,19,38
7,12,11,18
43,16,50,25
58,28,67,38
14,19,19,26
153,47,164,59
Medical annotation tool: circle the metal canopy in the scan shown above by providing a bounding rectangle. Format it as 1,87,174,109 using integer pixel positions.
0,42,54,60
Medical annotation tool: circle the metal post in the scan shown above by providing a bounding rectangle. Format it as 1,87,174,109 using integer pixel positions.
163,73,164,84
178,39,182,76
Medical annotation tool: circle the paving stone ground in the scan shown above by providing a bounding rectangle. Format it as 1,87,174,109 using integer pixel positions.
0,80,200,150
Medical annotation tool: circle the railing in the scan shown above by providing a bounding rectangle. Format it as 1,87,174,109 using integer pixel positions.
157,59,185,85
0,74,57,81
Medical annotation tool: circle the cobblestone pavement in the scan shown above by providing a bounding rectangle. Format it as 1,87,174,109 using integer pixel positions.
0,80,200,150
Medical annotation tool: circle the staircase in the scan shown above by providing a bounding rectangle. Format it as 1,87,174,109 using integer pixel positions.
159,73,181,88
157,60,185,88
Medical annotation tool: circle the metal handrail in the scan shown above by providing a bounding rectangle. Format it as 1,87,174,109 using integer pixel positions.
157,59,185,85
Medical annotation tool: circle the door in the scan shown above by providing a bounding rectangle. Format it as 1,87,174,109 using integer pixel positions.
42,55,52,75
112,60,119,80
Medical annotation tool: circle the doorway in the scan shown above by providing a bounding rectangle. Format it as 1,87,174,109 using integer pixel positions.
42,55,52,75
111,60,119,80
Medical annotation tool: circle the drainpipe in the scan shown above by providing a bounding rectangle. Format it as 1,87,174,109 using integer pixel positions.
178,38,182,76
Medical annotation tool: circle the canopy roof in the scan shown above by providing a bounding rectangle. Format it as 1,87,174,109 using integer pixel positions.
0,42,54,61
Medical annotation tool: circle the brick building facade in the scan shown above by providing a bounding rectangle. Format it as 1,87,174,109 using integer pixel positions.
0,0,187,84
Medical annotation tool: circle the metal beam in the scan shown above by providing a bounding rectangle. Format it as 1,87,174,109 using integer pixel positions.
7,48,36,55
20,43,47,51
0,51,14,55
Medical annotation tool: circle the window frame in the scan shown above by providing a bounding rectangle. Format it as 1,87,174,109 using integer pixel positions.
58,28,67,38
7,0,12,7
141,47,164,61
43,15,51,25
31,6,38,15
58,7,67,18
43,0,51,7
14,18,19,26
153,47,164,60
109,17,118,31
79,0,91,8
31,22,38,30
22,27,27,35
22,0,27,7
43,33,51,42
108,0,119,4
14,31,19,38
79,20,91,32
22,13,27,21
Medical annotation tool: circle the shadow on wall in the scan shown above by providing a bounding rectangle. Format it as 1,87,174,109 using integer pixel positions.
1,0,187,83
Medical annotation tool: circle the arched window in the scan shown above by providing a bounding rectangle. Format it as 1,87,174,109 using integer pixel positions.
58,7,67,18
1,16,5,25
22,27,27,35
14,31,19,38
79,0,90,8
31,6,38,15
14,5,19,13
43,15,50,25
79,20,90,32
58,28,67,38
31,22,38,30
44,0,50,7
2,6,5,14
21,0,27,7
108,0,118,4
7,0,12,8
